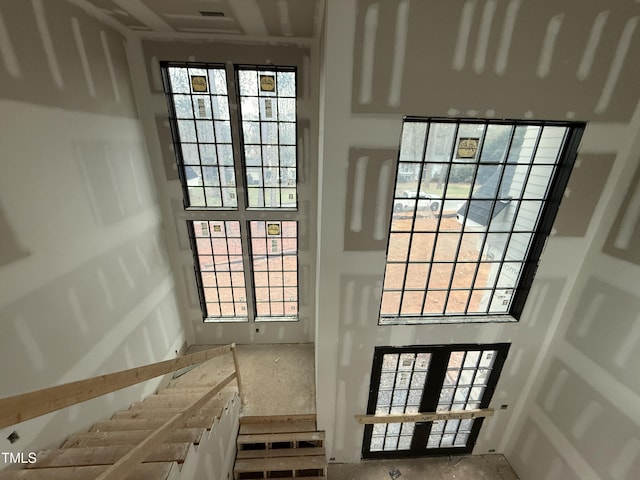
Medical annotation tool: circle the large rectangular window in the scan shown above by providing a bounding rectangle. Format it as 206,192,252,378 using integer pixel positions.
163,62,300,322
381,118,584,323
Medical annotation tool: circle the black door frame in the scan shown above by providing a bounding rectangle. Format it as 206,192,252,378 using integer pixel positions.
362,343,510,459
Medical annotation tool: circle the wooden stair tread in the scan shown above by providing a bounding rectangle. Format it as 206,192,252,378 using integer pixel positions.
240,414,317,425
112,406,221,420
130,395,230,410
25,444,189,468
62,428,204,448
233,455,326,472
0,462,174,480
239,421,317,435
90,412,221,431
236,447,324,460
237,431,325,445
158,386,236,395
253,478,326,480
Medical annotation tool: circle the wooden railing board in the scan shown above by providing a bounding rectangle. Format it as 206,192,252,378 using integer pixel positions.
354,408,495,424
0,345,231,429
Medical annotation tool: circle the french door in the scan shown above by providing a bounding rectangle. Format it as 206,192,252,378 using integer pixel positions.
362,343,509,458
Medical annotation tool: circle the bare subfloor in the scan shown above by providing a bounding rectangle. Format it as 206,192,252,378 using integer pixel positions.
328,455,519,479
184,343,315,416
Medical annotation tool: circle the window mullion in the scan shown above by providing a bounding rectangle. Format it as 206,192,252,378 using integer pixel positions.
242,220,257,323
442,120,488,314
227,63,248,211
420,122,460,316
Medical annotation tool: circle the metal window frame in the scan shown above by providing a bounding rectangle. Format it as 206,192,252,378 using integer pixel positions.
380,117,585,325
161,61,301,324
235,64,298,210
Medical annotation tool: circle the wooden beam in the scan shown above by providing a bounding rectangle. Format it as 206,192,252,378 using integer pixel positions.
231,343,244,405
95,371,236,480
354,408,494,424
0,345,232,429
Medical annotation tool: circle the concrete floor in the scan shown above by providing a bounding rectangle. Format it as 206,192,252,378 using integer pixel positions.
328,455,519,479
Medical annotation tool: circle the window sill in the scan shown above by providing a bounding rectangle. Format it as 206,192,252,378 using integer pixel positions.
378,314,518,325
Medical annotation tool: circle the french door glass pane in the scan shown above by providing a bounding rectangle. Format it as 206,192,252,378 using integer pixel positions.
427,349,497,449
369,352,430,452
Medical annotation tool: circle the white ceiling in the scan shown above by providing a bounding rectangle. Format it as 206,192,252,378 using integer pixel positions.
83,0,323,37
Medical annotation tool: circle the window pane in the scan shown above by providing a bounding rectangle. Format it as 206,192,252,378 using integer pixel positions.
191,221,248,321
238,66,297,209
167,65,237,208
250,221,298,320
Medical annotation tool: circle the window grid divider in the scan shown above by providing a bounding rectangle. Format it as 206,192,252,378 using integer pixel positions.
419,122,460,315
442,122,488,314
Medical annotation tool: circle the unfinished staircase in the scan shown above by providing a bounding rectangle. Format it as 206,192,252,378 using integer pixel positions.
0,382,238,480
233,414,326,479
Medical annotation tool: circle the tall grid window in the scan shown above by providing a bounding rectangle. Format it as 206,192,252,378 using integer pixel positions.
163,62,299,322
238,67,297,208
380,118,584,323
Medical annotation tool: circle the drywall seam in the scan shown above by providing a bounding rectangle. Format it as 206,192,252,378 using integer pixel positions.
537,14,564,79
494,0,521,75
388,0,409,107
595,17,639,114
474,0,497,75
0,9,21,78
530,406,601,480
453,0,476,71
576,11,609,81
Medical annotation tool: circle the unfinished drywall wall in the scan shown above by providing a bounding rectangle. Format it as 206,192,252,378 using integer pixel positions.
507,107,640,480
125,35,318,344
0,0,187,463
316,0,640,470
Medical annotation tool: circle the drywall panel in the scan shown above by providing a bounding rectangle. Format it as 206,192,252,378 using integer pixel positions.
0,227,171,394
602,159,640,264
510,418,581,480
76,139,156,225
564,276,640,394
536,359,640,480
344,149,397,251
0,3,188,459
553,154,615,237
0,0,137,117
351,0,640,121
155,113,179,180
0,201,29,266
